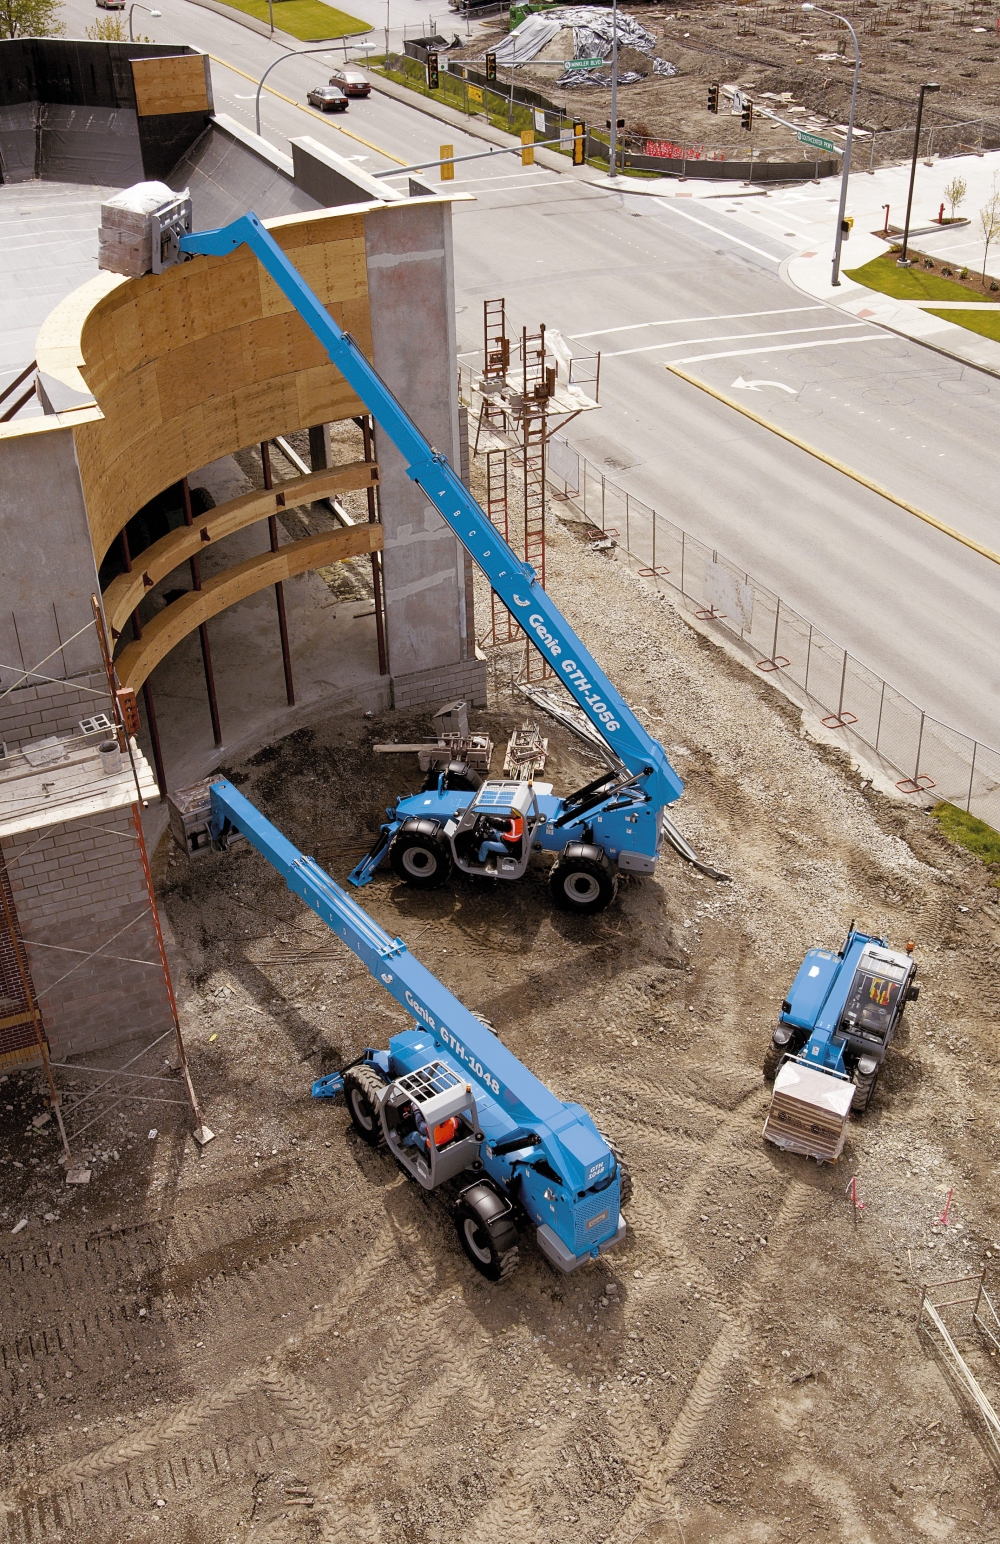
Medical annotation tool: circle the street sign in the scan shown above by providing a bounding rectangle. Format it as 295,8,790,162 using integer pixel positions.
797,129,837,152
566,57,605,69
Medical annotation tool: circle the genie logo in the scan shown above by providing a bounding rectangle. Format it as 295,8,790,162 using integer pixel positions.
380,972,393,984
405,989,436,1030
528,614,562,658
512,594,531,608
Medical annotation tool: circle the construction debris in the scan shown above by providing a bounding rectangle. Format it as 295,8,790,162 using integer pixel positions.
503,722,548,779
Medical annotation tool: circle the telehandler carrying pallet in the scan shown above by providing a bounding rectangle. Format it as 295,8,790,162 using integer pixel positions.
762,926,919,1162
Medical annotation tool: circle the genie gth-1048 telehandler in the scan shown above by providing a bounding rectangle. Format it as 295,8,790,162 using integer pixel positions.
762,926,919,1162
172,778,631,1280
159,209,725,914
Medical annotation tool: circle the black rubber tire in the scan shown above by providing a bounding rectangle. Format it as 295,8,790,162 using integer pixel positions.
600,1135,632,1209
454,1199,520,1282
852,1065,879,1115
389,828,453,890
344,1066,385,1147
763,1040,785,1083
549,856,617,915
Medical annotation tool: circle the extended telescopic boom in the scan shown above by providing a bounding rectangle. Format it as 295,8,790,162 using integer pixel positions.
178,213,684,815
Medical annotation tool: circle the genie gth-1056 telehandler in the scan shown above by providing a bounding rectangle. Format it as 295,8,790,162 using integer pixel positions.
159,208,725,914
171,778,631,1280
762,926,919,1162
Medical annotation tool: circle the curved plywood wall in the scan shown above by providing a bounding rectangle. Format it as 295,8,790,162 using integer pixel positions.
36,209,373,565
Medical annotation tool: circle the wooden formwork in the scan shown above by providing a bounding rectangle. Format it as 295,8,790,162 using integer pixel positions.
35,210,375,566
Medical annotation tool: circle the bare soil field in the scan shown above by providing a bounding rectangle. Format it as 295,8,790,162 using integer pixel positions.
2,513,999,1543
460,0,1000,158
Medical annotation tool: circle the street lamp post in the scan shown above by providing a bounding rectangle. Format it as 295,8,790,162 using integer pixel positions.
255,47,340,136
128,3,160,40
609,0,620,179
898,81,940,266
802,3,859,287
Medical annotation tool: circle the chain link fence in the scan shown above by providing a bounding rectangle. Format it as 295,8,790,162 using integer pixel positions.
458,366,999,829
554,441,1000,830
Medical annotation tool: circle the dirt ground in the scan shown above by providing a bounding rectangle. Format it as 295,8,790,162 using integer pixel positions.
2,509,1000,1542
460,0,1000,158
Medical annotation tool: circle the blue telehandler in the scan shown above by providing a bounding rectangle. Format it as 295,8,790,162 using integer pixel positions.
166,211,727,913
172,777,631,1280
762,926,919,1162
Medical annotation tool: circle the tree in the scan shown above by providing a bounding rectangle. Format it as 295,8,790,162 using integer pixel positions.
85,13,151,37
979,186,1000,284
0,0,65,37
86,13,125,37
943,174,967,220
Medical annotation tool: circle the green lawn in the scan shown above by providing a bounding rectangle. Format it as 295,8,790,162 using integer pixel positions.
219,0,370,41
844,252,1000,343
931,802,1000,866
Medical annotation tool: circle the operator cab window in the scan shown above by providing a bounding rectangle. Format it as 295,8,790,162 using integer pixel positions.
840,957,907,1040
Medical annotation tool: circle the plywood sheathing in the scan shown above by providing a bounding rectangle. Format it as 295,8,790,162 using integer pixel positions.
113,522,384,690
101,458,380,635
36,210,374,566
130,54,211,118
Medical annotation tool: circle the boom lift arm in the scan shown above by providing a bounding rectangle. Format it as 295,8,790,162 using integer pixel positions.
202,778,626,1274
178,214,683,816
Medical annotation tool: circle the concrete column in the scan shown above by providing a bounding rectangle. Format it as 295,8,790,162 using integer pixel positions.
364,200,487,710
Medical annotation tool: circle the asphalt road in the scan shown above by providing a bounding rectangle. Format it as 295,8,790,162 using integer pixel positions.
44,0,1000,747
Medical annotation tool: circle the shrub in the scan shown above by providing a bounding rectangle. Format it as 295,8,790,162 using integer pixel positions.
941,265,952,275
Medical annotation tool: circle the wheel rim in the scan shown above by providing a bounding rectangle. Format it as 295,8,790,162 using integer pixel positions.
563,871,600,904
350,1088,374,1131
463,1217,493,1265
401,845,437,879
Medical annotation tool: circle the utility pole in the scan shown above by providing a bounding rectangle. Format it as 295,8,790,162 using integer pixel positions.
609,0,619,179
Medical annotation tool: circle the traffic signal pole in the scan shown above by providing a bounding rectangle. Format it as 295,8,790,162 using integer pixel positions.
609,0,619,178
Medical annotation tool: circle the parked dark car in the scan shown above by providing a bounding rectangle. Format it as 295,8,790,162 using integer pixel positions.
307,85,349,112
328,67,371,97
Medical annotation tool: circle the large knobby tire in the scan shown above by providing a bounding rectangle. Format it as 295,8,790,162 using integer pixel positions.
599,1134,632,1209
852,1065,879,1115
549,855,617,915
763,1039,785,1083
344,1066,385,1147
454,1198,519,1282
389,827,453,890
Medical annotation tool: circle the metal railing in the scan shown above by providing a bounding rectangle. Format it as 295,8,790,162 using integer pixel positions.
457,362,1000,832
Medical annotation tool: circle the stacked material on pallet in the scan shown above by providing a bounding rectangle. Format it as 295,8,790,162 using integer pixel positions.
762,1060,855,1163
98,181,175,278
419,733,493,773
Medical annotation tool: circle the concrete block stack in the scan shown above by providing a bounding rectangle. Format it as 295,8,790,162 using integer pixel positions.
97,181,175,278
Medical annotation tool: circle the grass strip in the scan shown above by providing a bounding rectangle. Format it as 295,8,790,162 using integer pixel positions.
845,252,1000,343
216,0,370,42
931,802,1000,865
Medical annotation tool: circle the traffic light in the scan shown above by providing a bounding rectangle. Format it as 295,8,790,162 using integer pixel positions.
741,101,753,130
707,82,719,113
572,119,585,165
485,50,497,81
840,215,854,239
605,118,625,130
426,51,439,90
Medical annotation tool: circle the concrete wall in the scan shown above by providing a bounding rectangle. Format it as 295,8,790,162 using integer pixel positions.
0,420,173,1061
1,809,171,1061
0,422,105,695
364,199,487,709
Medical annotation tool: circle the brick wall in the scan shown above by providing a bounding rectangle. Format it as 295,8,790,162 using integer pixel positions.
0,807,173,1061
0,674,112,748
391,655,488,713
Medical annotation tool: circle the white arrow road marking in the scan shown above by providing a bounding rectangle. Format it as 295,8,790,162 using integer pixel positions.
731,377,798,393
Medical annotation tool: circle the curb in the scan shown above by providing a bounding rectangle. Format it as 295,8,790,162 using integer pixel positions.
779,253,1000,386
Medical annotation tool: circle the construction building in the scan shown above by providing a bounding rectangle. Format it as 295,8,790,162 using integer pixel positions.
0,39,483,1075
